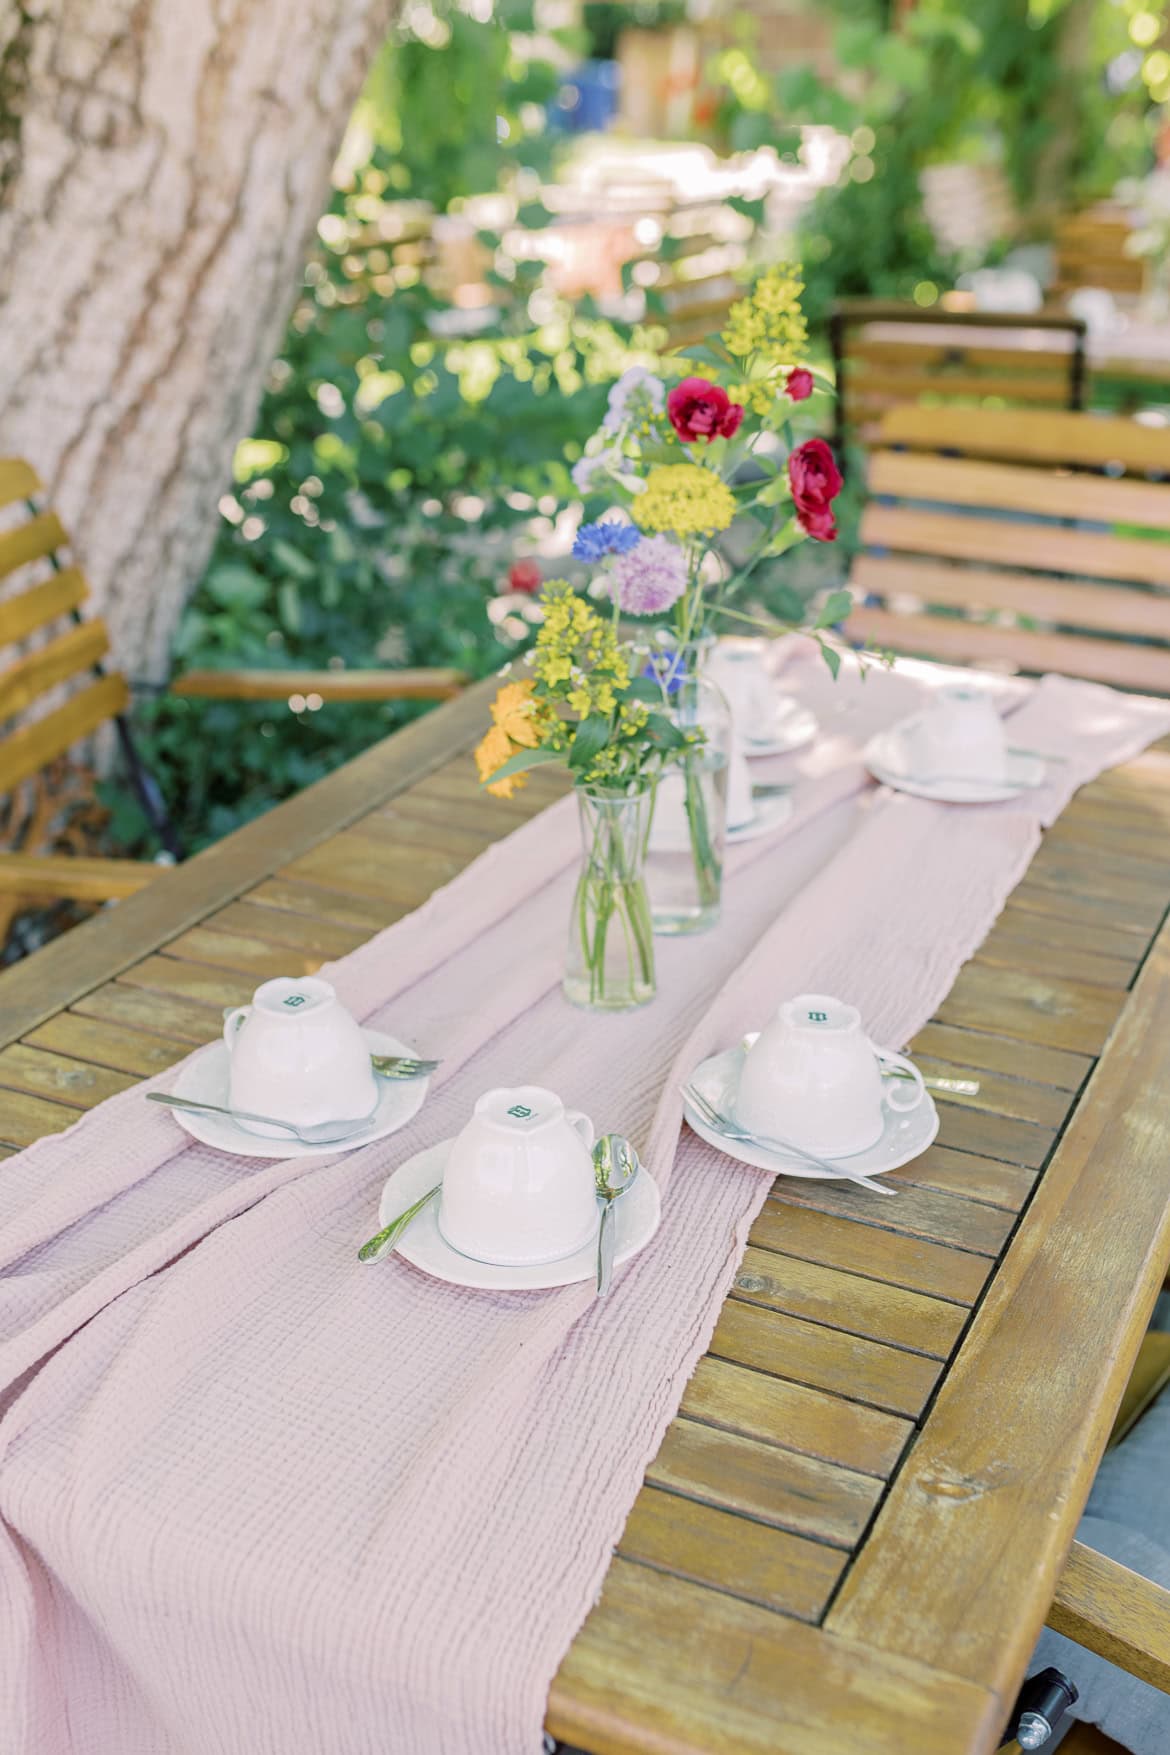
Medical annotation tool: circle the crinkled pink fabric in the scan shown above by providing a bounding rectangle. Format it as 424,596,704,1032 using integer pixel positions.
1,657,1167,1755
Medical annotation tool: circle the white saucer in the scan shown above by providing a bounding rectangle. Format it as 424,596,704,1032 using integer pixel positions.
682,1045,939,1180
865,718,1045,804
726,789,795,845
741,697,818,759
167,1029,431,1158
378,1138,662,1290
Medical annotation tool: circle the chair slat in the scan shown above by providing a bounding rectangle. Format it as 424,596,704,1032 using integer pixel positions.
848,606,1170,694
848,341,1074,375
0,459,41,511
0,510,67,580
880,406,1170,473
868,451,1170,532
861,503,1170,588
0,566,88,646
849,369,1071,405
0,620,110,722
852,554,1170,642
171,666,465,702
0,852,158,901
0,672,130,793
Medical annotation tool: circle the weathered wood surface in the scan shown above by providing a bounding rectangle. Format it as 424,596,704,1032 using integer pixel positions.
2,691,1169,1754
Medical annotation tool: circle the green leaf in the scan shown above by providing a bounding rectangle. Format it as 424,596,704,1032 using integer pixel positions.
479,745,562,789
567,712,611,771
277,580,302,635
205,563,268,610
815,589,853,630
272,538,315,580
643,713,687,750
817,639,842,681
619,677,662,704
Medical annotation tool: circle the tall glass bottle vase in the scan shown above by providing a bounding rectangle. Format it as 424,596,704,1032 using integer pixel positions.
564,786,656,1012
645,641,732,936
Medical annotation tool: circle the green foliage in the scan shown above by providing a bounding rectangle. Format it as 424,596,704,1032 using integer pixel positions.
125,10,657,853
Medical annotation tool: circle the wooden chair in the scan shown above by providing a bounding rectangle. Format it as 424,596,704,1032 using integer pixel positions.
1022,1330,1170,1753
845,406,1170,693
829,302,1088,457
1052,207,1144,306
0,458,465,953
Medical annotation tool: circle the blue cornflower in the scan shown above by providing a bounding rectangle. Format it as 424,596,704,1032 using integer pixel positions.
572,518,641,564
640,649,688,696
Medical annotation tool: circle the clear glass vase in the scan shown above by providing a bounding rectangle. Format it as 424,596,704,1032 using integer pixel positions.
644,639,731,936
563,786,657,1012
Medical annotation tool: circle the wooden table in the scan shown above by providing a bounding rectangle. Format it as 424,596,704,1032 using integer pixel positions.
3,680,1170,1755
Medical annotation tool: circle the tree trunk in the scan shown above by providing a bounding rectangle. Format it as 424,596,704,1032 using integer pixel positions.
1026,0,1097,227
0,0,397,683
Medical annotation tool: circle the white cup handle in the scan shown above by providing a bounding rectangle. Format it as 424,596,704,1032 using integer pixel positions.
566,1109,595,1154
872,1044,925,1113
223,1006,251,1054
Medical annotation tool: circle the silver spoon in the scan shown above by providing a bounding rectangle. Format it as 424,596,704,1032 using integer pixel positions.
146,1090,380,1146
358,1183,441,1262
593,1134,640,1296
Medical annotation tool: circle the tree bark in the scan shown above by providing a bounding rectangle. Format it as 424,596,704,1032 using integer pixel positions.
0,0,397,682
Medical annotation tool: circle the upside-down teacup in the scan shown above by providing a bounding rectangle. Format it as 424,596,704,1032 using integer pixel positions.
735,993,926,1158
910,684,1006,782
439,1086,598,1266
707,639,777,741
222,976,377,1137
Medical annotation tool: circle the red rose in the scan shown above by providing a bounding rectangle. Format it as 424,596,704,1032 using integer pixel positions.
785,367,815,402
507,559,541,595
788,438,843,543
666,376,744,444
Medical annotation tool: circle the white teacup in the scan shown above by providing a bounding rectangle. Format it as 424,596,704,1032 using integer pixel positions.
735,993,925,1158
708,639,776,743
439,1085,597,1266
910,684,1005,782
222,976,377,1137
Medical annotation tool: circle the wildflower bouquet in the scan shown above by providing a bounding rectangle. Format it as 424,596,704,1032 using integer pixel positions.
475,582,694,1008
569,263,849,665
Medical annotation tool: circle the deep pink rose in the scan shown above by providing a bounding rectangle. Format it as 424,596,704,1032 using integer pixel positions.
506,559,541,595
666,376,745,444
785,367,815,402
788,438,843,543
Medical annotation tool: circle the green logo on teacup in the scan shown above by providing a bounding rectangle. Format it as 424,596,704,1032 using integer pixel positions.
807,1009,828,1023
507,1104,534,1119
282,994,307,1008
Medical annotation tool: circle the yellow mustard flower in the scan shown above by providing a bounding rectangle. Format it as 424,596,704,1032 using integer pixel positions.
632,464,737,539
721,264,809,368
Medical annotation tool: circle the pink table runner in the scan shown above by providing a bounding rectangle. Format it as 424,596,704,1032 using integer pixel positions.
2,655,1168,1755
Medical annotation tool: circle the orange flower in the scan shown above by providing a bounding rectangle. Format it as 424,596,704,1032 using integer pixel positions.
490,678,541,748
474,722,529,798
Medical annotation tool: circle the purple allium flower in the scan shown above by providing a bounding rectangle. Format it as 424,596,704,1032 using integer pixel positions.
608,534,688,616
573,518,641,563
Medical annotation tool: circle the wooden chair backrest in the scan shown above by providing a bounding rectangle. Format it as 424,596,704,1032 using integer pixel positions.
1053,207,1143,302
845,407,1170,694
830,301,1087,452
0,459,129,796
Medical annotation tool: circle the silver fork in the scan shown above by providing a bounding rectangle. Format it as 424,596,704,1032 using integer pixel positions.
370,1053,440,1079
682,1084,896,1197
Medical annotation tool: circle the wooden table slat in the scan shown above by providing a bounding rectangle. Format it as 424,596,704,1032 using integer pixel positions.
616,1488,847,1623
732,1245,967,1361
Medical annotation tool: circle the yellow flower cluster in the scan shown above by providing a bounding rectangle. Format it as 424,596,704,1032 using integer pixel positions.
721,265,809,370
474,583,641,796
632,464,737,539
474,678,552,798
727,379,779,419
533,581,630,715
